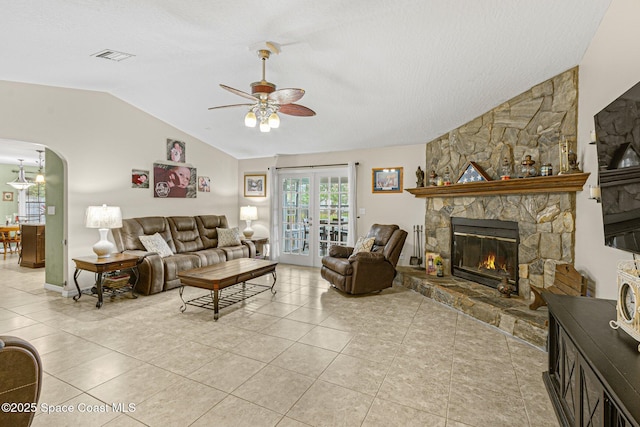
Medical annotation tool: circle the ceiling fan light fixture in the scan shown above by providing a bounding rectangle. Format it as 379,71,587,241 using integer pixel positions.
268,112,280,129
244,110,257,127
259,120,271,133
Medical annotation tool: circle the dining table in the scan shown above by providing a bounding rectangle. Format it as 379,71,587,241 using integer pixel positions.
0,224,20,260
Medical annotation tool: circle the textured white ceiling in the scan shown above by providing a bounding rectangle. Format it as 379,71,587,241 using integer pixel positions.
0,1,611,161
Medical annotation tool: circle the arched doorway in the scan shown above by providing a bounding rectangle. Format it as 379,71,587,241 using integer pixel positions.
1,139,67,289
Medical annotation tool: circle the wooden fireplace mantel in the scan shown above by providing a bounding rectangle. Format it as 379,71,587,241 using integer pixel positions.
405,172,590,198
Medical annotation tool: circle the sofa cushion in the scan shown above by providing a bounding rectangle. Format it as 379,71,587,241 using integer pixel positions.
188,247,227,266
162,254,201,291
138,233,173,257
112,217,176,253
168,216,204,253
196,215,229,249
217,227,242,247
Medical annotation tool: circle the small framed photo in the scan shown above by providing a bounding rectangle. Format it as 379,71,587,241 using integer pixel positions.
244,174,267,197
131,169,150,188
2,191,13,202
166,138,186,163
198,176,210,192
372,167,403,193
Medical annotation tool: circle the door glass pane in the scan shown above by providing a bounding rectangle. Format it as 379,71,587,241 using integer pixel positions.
281,177,310,255
318,173,348,257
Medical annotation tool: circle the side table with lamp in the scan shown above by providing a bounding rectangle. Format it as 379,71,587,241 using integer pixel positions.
73,204,141,308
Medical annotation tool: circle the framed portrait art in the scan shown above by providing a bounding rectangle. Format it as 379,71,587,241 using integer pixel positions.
244,174,266,197
372,167,403,193
2,191,13,202
153,162,197,198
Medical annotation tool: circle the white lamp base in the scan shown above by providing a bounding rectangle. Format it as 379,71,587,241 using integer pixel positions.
93,228,115,258
243,220,254,239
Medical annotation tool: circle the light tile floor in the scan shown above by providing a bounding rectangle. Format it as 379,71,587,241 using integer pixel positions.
0,257,559,426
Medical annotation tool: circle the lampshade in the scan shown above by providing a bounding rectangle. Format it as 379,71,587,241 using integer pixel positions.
259,120,271,133
85,205,123,228
240,206,258,221
6,159,35,190
268,112,280,128
244,110,257,127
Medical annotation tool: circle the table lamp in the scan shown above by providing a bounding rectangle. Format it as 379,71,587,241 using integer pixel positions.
240,205,258,238
85,204,122,258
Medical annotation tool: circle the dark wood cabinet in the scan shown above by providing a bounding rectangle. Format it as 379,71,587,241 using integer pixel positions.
20,224,45,268
543,294,640,427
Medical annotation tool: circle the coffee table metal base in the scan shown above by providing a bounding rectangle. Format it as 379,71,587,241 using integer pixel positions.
179,281,274,319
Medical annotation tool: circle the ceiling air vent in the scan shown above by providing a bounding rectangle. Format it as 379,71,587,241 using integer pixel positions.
91,49,135,62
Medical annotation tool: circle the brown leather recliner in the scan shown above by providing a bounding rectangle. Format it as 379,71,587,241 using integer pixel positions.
0,336,42,427
321,224,408,294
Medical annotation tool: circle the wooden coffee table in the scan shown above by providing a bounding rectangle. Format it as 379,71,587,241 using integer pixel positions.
177,258,278,320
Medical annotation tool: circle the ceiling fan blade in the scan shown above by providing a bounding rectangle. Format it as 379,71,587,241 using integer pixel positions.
208,103,254,110
268,88,305,105
279,103,316,117
220,84,258,102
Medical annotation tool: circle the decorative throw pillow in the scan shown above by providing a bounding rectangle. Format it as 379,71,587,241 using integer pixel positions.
352,236,375,255
217,227,242,247
138,233,173,258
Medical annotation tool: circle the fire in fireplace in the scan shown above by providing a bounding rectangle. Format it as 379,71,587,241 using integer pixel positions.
451,218,519,293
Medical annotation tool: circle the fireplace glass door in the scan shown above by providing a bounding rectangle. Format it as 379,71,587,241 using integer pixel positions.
451,218,518,291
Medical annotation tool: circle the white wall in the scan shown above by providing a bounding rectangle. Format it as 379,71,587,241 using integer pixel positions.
576,0,639,299
0,80,239,291
238,144,426,266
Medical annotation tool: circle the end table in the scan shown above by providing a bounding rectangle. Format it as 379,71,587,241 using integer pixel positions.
72,253,140,308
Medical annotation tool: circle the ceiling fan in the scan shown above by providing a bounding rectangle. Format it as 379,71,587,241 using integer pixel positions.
208,45,315,132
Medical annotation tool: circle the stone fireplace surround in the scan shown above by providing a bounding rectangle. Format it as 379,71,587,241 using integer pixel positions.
395,68,587,348
421,67,581,302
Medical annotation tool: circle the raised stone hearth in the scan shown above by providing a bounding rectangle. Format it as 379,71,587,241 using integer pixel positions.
396,267,548,348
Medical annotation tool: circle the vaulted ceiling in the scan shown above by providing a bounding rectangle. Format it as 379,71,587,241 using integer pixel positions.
0,1,611,163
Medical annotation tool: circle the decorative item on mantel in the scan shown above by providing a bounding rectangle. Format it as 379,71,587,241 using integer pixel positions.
500,157,512,180
443,167,451,186
457,161,491,183
558,135,582,174
415,166,425,187
520,155,537,178
428,170,438,186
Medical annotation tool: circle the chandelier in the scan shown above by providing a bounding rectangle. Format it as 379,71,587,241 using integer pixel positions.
244,101,280,132
6,159,34,190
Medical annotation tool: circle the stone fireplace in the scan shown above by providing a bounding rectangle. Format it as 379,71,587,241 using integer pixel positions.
451,218,519,292
416,67,583,301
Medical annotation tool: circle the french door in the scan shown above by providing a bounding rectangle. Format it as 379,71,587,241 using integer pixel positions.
278,169,350,267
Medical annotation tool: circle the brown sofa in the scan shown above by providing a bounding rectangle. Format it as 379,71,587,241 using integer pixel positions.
321,224,407,294
112,215,255,295
0,336,42,427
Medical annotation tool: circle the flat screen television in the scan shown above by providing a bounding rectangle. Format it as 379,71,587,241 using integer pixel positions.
595,79,640,254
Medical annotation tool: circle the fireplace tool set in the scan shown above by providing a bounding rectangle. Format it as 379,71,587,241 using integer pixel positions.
410,225,423,267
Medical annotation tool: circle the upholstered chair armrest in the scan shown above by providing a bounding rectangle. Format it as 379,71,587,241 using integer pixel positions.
329,245,354,258
348,251,386,263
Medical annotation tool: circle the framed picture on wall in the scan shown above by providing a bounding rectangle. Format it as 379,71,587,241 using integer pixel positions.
372,167,403,193
2,191,13,202
166,138,186,163
131,169,150,188
198,176,210,192
244,174,266,197
153,162,197,198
